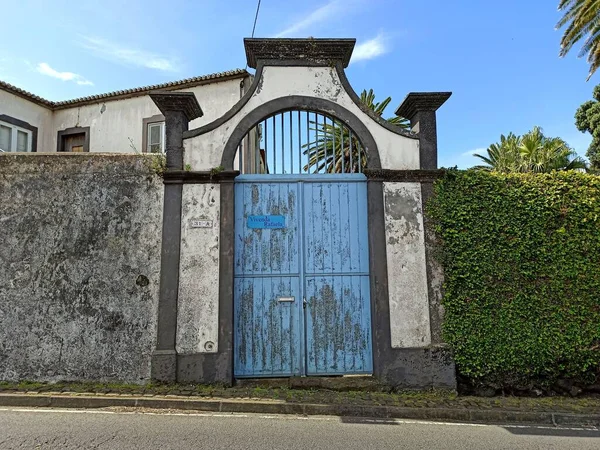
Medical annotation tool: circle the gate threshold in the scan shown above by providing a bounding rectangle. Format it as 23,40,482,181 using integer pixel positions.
235,375,379,392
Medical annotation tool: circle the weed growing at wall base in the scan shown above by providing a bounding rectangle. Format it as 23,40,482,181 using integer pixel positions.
427,170,600,391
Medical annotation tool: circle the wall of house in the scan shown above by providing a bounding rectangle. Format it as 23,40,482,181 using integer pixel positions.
0,90,53,151
0,153,163,383
51,78,246,153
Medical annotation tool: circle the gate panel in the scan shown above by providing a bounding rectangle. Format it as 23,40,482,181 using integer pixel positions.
303,178,373,375
234,180,302,377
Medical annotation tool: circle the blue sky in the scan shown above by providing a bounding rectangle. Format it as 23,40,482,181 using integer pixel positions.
0,0,595,168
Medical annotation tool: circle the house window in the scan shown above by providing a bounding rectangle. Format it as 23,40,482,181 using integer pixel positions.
0,120,33,152
147,121,165,153
142,114,166,154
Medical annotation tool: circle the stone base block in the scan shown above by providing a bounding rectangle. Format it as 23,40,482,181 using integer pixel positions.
378,346,456,390
151,350,177,382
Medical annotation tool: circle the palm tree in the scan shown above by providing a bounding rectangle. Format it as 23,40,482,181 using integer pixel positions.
557,0,600,80
303,90,409,173
474,127,588,173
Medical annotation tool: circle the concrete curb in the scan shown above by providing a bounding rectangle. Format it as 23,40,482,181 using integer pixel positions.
0,393,598,427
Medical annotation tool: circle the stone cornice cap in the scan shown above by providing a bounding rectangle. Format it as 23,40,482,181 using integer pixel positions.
149,92,203,121
244,38,356,68
395,92,452,119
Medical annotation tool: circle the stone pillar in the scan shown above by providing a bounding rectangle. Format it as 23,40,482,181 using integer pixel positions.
149,92,203,382
395,93,451,170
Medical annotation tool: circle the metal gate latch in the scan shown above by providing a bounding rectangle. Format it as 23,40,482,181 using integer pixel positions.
277,296,295,303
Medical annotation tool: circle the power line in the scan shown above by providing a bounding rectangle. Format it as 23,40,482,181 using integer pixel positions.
245,0,262,70
251,0,262,38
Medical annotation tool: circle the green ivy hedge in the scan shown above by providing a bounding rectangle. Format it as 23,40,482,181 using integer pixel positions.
427,170,600,388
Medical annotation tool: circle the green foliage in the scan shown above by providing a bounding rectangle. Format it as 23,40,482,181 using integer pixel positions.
303,89,409,173
473,127,587,173
428,170,600,388
210,165,224,176
557,0,600,80
575,87,600,169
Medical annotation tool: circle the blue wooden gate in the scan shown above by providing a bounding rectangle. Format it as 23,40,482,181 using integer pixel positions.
234,174,372,377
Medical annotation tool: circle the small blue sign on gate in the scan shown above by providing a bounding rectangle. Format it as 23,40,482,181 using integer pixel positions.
247,215,286,229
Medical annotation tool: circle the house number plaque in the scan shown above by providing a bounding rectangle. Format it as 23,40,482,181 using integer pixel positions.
190,220,213,228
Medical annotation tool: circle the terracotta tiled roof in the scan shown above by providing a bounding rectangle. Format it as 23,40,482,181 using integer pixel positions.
0,69,249,110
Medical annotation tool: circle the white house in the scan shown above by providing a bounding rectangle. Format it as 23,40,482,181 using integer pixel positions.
0,69,251,154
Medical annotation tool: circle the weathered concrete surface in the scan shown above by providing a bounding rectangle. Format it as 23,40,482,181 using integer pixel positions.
383,182,431,348
177,184,220,354
0,153,163,382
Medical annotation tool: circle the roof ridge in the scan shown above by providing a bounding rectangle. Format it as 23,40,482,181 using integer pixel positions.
0,68,248,109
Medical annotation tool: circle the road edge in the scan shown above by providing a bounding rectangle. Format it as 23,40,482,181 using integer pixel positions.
0,393,598,427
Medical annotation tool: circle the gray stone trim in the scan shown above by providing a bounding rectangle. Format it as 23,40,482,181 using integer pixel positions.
162,170,239,185
363,169,445,182
183,63,265,139
220,95,382,170
244,38,356,69
151,350,177,382
0,114,38,152
333,63,418,140
153,183,183,383
366,180,391,380
178,177,236,385
142,114,165,154
394,93,451,170
395,92,452,119
149,92,203,122
421,182,445,345
56,126,90,152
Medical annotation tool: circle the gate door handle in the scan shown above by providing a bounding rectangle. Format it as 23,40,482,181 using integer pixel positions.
277,296,295,303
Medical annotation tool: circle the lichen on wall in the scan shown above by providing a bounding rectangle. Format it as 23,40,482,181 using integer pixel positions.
383,182,431,348
0,153,163,383
177,184,220,354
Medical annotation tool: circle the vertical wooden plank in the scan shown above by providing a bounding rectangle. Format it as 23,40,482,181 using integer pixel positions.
321,183,332,272
330,183,343,275
304,183,314,273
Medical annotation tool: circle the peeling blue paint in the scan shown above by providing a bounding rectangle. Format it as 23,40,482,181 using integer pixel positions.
233,176,372,378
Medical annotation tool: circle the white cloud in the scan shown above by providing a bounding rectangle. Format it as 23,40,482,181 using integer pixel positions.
275,0,343,37
462,147,486,157
78,36,179,72
36,63,94,86
350,33,389,63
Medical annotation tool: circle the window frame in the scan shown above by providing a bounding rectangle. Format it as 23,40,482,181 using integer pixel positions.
0,115,38,152
57,126,90,152
142,114,166,154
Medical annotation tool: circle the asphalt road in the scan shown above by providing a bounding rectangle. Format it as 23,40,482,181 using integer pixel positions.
0,408,598,449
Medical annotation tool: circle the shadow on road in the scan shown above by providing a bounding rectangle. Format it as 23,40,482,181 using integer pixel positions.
503,427,600,438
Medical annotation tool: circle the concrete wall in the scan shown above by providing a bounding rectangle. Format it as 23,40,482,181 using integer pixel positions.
0,90,53,152
185,66,420,171
383,182,431,348
0,153,163,382
177,184,221,354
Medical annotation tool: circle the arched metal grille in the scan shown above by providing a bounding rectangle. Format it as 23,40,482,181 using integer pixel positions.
236,110,366,174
